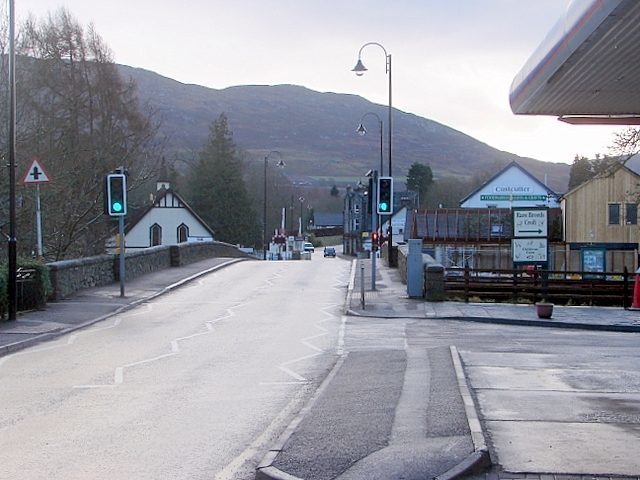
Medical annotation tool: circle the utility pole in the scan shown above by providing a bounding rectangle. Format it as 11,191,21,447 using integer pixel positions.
7,0,17,320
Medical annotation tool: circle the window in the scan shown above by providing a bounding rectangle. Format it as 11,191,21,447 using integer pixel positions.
626,203,638,225
608,203,621,225
177,223,189,243
150,223,162,246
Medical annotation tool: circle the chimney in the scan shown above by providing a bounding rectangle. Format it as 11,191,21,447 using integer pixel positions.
157,158,170,191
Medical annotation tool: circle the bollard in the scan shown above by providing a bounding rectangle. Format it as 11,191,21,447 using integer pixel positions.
360,261,366,309
406,239,424,298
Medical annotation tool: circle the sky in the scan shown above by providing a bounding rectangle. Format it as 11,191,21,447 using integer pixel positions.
12,0,625,166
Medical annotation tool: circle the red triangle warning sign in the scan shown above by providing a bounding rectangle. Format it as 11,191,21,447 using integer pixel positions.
21,158,51,184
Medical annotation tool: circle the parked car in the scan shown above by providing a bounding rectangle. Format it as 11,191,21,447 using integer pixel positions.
324,247,336,258
303,242,315,253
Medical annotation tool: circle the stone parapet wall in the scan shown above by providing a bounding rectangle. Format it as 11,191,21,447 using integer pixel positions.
48,254,116,301
172,241,250,266
48,241,252,301
116,245,172,281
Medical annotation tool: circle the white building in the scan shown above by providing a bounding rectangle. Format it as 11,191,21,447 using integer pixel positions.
115,178,214,251
459,161,560,209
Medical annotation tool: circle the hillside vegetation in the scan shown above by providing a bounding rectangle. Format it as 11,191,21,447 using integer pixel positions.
120,66,570,193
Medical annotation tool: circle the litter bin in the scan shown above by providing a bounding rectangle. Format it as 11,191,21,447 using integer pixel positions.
16,268,38,311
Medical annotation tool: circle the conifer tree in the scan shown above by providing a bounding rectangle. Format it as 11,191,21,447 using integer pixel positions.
188,114,260,246
406,162,433,208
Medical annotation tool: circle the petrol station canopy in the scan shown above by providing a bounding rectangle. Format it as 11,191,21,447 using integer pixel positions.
510,0,640,125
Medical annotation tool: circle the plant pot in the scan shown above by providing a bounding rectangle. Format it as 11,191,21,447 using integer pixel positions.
535,302,553,319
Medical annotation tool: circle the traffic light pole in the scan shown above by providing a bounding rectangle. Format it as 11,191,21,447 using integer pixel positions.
119,216,125,297
371,171,377,291
105,170,128,297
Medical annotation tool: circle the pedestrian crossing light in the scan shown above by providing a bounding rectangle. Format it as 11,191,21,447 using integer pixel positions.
377,177,393,215
105,173,127,216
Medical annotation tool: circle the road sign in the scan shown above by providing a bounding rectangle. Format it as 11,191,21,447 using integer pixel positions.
512,238,548,263
21,158,51,184
513,208,548,238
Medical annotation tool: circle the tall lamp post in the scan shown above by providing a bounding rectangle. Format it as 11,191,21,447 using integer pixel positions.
263,151,285,260
353,42,394,264
7,0,17,320
356,112,384,176
298,196,305,237
357,112,383,290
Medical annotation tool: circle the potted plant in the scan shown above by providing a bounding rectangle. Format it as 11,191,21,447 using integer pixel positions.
535,269,553,318
535,301,553,319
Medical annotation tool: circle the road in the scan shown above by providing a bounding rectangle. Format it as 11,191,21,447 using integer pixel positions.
0,254,350,480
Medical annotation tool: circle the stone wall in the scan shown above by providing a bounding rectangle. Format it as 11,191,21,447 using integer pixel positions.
47,254,115,301
48,241,251,301
172,241,250,266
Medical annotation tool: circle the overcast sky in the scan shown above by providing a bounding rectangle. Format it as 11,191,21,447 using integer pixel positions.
13,0,624,166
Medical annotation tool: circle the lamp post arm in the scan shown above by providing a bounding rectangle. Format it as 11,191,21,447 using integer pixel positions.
357,42,389,72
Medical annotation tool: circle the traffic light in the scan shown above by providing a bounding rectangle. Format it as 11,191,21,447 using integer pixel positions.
105,173,127,216
371,231,379,250
367,177,374,214
377,177,393,214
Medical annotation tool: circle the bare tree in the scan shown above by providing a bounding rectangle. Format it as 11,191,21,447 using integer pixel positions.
0,8,162,259
612,127,640,160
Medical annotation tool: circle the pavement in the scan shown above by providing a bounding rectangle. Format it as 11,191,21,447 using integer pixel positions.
2,253,640,479
0,256,247,357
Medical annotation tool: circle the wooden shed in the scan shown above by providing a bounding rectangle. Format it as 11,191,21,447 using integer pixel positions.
561,164,640,272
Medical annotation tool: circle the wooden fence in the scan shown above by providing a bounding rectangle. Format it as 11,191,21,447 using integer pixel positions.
445,266,636,307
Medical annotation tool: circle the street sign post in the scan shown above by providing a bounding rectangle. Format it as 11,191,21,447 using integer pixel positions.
513,208,548,238
512,207,549,268
21,158,51,185
21,158,51,258
512,238,548,263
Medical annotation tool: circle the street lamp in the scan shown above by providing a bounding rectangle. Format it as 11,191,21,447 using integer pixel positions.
353,41,394,264
298,196,305,236
357,112,384,176
357,112,384,290
263,151,285,260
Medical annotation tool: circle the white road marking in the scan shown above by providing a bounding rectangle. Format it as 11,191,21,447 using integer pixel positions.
260,381,310,386
273,302,341,382
73,303,245,388
337,315,347,356
214,384,313,480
